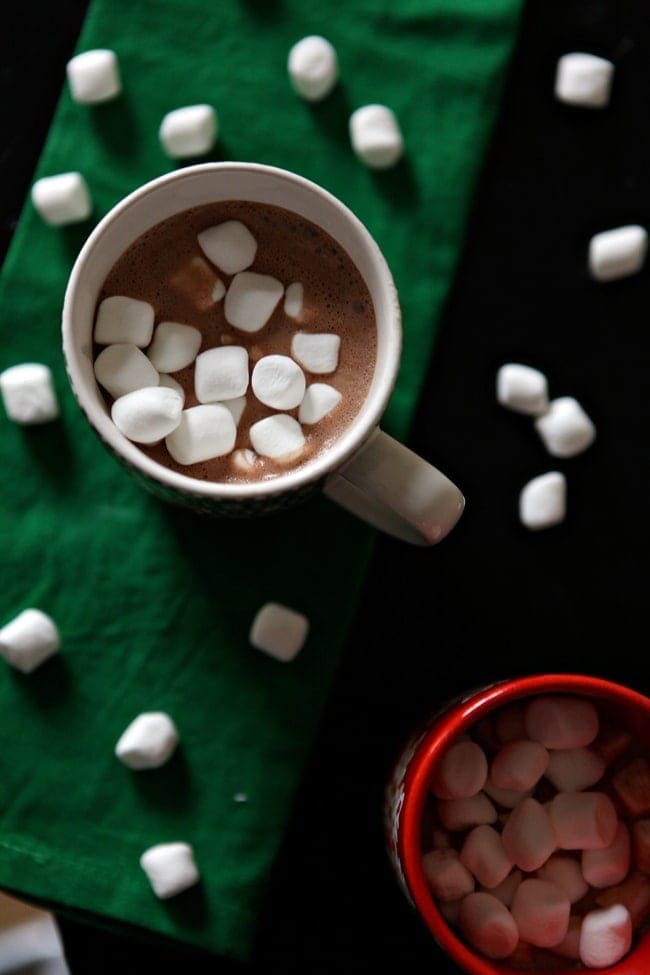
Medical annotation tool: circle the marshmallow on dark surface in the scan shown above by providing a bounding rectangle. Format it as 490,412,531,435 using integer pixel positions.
66,49,121,104
525,695,599,749
115,712,179,770
422,849,475,901
249,602,309,663
545,746,605,791
111,386,183,444
147,321,202,373
588,225,648,282
291,332,340,374
501,798,556,872
197,221,257,275
249,414,305,461
491,740,549,792
252,355,306,410
299,383,342,424
349,104,404,170
431,740,488,800
94,296,155,347
225,272,284,332
519,472,566,530
437,794,497,832
458,892,519,959
555,53,614,108
165,404,236,465
140,842,199,899
612,757,650,817
288,35,338,102
159,104,217,159
549,791,618,851
460,825,513,889
582,821,630,889
496,364,549,416
0,363,59,425
0,608,60,674
537,855,589,904
94,344,159,399
579,905,632,969
535,397,596,458
511,879,570,948
194,346,249,403
284,282,303,319
31,172,91,226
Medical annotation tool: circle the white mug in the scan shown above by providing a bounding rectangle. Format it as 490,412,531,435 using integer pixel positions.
62,162,464,545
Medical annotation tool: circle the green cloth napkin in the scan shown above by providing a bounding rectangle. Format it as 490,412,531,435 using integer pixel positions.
0,0,521,960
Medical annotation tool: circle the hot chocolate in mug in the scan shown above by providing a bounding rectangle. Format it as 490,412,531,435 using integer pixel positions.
62,162,464,545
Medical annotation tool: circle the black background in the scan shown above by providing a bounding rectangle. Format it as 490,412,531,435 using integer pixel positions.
3,1,650,971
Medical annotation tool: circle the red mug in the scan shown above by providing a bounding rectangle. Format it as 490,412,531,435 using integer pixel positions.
384,673,650,974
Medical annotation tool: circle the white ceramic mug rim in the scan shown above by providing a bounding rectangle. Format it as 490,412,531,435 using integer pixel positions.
62,162,401,500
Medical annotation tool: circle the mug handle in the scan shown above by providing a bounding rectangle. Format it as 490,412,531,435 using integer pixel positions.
323,428,465,546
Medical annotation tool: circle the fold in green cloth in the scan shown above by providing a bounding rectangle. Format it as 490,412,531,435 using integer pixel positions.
0,0,521,960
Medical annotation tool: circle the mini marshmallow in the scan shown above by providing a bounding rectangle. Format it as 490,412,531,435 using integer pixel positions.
597,872,650,928
511,879,570,948
249,414,305,461
579,905,632,969
66,49,121,104
437,794,497,832
588,225,647,282
194,346,249,403
549,791,618,851
632,819,650,874
495,705,527,743
594,724,633,765
159,104,217,159
224,272,284,333
284,282,303,319
147,321,202,373
555,53,614,109
612,758,650,817
460,825,513,889
222,396,247,426
582,821,630,889
287,35,338,102
291,332,340,374
111,386,183,444
0,363,59,424
537,855,589,904
457,892,519,960
140,842,199,899
545,746,605,791
252,355,306,410
115,712,179,769
496,364,549,416
553,916,583,960
519,472,567,530
31,172,91,226
535,397,596,458
482,869,523,908
231,448,258,473
94,296,155,347
502,798,556,872
483,777,532,810
431,740,489,800
94,344,159,399
158,373,185,403
423,848,475,902
170,256,223,310
299,383,342,425
0,608,60,674
249,602,309,663
197,221,257,275
349,104,404,170
491,740,549,792
525,695,599,749
166,404,236,465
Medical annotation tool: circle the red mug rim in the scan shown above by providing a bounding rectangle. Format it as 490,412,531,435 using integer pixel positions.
399,673,650,975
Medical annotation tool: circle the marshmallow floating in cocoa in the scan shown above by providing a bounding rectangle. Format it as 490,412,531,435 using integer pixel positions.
147,321,202,373
252,355,306,410
249,414,305,461
299,383,342,424
291,332,340,374
95,296,155,347
165,404,236,465
225,272,284,333
94,344,159,400
194,346,249,403
198,221,257,276
111,386,183,444
284,282,303,319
